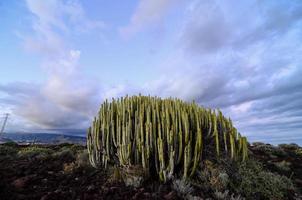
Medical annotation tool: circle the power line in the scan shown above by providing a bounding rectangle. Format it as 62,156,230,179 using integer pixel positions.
0,113,9,137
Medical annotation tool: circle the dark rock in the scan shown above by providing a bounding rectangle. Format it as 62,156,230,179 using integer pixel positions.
164,191,177,200
12,176,31,189
143,192,151,197
54,189,62,193
109,186,119,191
132,192,141,199
87,185,95,191
40,193,51,200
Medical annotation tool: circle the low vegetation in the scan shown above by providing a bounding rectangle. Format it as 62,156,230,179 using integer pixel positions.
0,142,301,199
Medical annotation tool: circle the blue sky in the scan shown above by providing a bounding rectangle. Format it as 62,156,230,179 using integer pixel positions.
1,0,302,145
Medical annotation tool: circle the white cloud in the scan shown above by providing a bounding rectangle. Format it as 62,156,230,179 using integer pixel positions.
26,0,68,31
119,0,181,38
230,102,253,114
24,0,105,57
146,0,302,143
3,0,105,130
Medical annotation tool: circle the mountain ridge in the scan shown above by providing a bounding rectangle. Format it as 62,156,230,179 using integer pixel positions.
0,133,86,145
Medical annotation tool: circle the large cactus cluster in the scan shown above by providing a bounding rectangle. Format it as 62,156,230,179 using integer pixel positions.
87,95,248,181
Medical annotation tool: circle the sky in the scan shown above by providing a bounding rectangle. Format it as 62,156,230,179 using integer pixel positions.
0,0,302,145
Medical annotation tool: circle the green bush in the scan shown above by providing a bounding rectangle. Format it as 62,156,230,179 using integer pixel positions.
18,146,54,160
70,144,84,153
214,190,244,200
196,160,231,192
61,149,92,174
236,159,294,200
296,148,302,157
75,150,90,168
274,160,291,172
278,143,300,151
52,148,75,161
252,143,286,157
172,179,194,197
2,141,18,147
0,145,18,156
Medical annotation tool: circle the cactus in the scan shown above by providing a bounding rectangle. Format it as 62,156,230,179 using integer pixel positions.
87,95,248,182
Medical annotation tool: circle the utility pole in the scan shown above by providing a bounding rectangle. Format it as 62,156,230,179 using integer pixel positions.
0,113,9,137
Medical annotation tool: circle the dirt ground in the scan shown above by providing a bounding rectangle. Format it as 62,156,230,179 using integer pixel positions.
0,143,301,200
0,144,182,200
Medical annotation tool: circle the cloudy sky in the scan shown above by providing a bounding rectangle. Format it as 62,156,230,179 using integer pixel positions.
1,0,302,144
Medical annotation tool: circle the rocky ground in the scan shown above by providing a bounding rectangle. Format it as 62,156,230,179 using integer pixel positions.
0,142,301,200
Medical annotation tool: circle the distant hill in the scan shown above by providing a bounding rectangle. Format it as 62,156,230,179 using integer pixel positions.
0,133,86,145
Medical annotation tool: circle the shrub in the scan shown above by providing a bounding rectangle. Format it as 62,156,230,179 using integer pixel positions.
52,148,75,161
197,160,230,192
172,179,194,197
296,148,302,157
274,160,291,172
62,150,92,174
2,141,18,147
110,166,123,182
209,171,229,191
237,159,294,200
76,150,90,168
120,165,146,188
217,172,229,188
87,95,248,182
18,146,53,160
63,162,77,174
278,143,300,151
252,143,286,157
214,190,244,200
70,144,84,153
252,142,265,146
186,195,203,200
0,145,18,156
